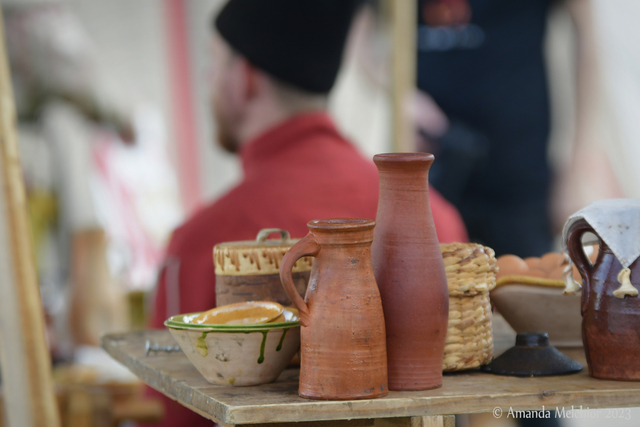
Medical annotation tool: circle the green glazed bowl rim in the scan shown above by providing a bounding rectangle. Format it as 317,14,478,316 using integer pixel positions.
164,312,300,332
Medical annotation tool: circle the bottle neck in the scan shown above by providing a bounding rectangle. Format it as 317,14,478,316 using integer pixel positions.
377,168,430,193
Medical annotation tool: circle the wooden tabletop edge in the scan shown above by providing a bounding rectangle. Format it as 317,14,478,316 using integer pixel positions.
224,389,640,424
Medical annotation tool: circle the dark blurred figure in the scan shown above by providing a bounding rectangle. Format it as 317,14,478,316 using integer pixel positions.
416,0,585,259
415,0,583,425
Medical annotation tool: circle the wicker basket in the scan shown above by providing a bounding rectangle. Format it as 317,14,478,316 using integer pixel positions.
441,242,497,371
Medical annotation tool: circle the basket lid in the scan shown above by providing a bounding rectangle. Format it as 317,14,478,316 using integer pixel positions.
214,228,313,276
441,242,498,296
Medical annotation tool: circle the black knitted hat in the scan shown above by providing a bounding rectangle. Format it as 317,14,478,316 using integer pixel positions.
215,0,361,94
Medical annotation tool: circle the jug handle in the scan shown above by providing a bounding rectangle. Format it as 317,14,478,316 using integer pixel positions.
279,233,320,327
566,218,597,315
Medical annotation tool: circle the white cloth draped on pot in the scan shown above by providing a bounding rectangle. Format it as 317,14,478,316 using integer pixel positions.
562,199,640,297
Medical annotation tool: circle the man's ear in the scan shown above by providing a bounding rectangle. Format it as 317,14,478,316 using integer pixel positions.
241,60,259,100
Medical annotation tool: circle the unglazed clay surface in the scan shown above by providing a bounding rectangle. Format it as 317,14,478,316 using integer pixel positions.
280,218,388,400
371,153,448,391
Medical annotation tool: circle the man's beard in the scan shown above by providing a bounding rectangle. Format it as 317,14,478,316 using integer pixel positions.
213,100,239,154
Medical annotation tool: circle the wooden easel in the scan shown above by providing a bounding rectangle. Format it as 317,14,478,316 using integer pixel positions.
0,8,61,427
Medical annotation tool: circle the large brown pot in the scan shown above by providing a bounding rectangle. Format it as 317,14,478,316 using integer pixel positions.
280,218,388,400
371,153,449,390
567,218,640,380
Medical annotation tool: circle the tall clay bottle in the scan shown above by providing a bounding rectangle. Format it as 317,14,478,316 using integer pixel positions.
371,153,449,390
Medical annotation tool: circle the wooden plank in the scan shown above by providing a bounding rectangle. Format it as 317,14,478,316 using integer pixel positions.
102,330,640,425
0,7,61,427
387,0,417,152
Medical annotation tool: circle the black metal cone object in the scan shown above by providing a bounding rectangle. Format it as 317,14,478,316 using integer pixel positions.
481,332,583,377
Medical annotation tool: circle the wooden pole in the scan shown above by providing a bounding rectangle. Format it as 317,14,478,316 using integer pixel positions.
0,8,61,427
389,0,417,152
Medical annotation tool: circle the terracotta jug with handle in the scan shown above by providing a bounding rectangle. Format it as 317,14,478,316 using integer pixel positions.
371,153,449,390
280,218,388,400
566,218,640,380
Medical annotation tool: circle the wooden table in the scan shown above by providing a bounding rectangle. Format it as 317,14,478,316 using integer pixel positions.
101,321,640,427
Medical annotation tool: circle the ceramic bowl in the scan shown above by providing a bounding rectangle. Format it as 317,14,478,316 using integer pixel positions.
165,309,300,386
490,278,582,347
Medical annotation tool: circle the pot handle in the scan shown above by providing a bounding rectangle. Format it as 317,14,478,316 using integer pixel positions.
279,233,319,327
566,218,598,315
256,228,291,242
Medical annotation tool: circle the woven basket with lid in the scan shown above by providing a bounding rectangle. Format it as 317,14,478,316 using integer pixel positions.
441,242,497,371
214,229,312,307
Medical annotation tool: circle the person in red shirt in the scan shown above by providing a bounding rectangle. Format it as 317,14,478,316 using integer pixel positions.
148,0,467,425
